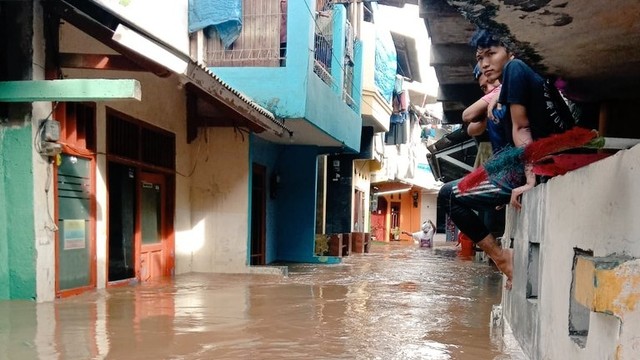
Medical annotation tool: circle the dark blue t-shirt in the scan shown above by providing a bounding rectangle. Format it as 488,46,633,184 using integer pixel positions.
488,106,508,154
498,59,573,146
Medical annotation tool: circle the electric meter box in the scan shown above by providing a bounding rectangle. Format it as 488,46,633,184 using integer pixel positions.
42,119,60,142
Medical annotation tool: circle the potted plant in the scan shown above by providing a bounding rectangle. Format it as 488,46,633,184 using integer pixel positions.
315,234,329,256
391,227,401,241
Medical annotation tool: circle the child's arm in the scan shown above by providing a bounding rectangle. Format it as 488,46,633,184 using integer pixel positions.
510,164,535,210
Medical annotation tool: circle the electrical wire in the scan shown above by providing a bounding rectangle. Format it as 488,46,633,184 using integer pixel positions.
44,157,59,232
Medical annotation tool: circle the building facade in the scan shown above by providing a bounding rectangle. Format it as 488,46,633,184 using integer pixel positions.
0,0,290,301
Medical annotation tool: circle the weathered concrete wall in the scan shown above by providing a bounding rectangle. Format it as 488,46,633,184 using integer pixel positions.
188,128,251,273
504,143,640,359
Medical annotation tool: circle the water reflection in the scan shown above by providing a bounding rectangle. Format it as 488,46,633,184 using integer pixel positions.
0,242,524,359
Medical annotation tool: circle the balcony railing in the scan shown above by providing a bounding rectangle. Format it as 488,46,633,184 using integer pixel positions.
313,2,357,112
192,0,357,111
313,32,333,85
197,0,284,67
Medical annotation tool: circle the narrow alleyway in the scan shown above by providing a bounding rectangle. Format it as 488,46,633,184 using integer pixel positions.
0,238,525,360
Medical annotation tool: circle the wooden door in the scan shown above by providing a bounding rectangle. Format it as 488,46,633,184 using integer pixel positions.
137,173,166,282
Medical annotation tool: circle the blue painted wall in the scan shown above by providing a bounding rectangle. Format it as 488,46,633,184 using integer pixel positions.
304,74,361,151
212,0,363,152
0,126,36,300
274,145,339,264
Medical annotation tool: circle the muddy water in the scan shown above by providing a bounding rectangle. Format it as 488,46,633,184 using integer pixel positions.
0,242,523,360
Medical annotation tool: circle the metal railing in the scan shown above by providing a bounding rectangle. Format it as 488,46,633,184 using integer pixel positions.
313,33,333,85
201,0,284,67
313,3,357,112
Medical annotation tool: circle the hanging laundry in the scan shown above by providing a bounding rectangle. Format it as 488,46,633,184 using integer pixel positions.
385,91,410,145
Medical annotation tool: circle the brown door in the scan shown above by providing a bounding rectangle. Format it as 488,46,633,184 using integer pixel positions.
137,172,166,282
250,164,267,265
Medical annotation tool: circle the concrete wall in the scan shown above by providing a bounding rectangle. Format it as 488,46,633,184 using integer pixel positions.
188,128,251,273
504,144,640,359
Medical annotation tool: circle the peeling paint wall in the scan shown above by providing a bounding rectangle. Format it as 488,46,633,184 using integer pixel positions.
503,144,640,359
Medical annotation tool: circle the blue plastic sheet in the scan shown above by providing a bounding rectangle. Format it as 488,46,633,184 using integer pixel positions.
188,0,243,49
374,26,397,102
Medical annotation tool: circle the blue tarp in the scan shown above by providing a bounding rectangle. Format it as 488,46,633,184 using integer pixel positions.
188,0,243,49
374,27,398,102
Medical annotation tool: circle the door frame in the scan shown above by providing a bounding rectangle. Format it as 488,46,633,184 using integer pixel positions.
54,152,97,298
250,163,267,265
136,172,168,281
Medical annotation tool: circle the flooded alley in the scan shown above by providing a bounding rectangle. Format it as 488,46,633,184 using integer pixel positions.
0,241,524,360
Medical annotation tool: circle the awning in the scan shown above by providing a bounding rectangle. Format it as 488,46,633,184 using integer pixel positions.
425,126,477,183
43,0,291,142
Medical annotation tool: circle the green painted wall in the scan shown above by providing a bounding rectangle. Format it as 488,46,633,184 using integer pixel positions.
0,125,36,300
0,128,7,300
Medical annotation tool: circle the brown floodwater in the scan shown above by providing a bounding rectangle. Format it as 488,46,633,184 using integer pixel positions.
0,241,525,360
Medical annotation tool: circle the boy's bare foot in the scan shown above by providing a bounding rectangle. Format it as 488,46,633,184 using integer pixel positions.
477,237,513,289
493,248,513,288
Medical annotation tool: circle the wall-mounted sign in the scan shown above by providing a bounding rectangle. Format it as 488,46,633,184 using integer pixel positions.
63,219,86,250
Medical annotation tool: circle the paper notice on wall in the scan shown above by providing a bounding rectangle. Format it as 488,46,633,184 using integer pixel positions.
63,219,86,250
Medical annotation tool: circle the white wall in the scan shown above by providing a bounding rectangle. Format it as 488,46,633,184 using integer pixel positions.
187,128,251,273
353,160,371,232
504,144,640,359
420,192,437,227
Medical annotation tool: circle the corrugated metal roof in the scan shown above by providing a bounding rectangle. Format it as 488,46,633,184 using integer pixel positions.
191,61,290,133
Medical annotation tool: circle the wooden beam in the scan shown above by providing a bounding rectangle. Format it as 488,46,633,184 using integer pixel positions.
59,53,145,72
0,79,141,102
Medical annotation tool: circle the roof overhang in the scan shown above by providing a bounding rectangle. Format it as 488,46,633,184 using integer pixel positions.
371,181,415,196
43,0,290,142
390,31,421,83
420,0,640,116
